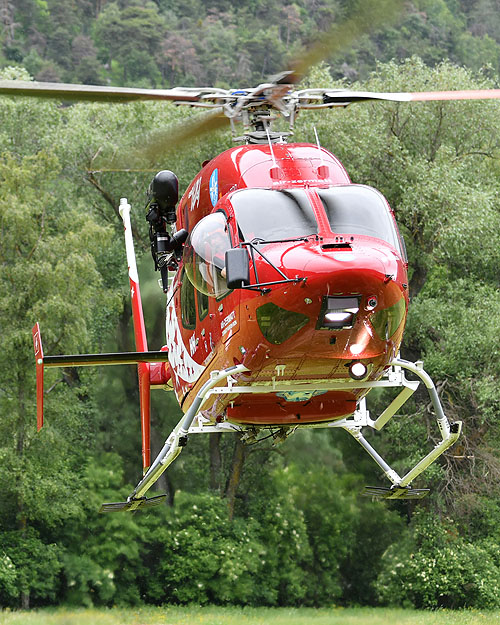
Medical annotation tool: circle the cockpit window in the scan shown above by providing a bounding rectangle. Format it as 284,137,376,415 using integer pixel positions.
231,189,318,241
317,185,401,252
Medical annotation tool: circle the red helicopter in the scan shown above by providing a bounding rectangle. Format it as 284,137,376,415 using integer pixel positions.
5,72,500,511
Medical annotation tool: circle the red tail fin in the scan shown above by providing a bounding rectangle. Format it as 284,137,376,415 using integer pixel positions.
32,323,44,431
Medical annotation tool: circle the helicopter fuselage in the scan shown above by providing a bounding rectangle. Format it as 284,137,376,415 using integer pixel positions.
164,142,409,427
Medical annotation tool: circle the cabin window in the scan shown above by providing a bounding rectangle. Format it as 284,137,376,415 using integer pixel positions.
231,189,318,242
180,267,196,329
317,185,402,252
183,212,232,299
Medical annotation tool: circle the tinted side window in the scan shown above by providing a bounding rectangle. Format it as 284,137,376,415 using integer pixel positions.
198,289,209,321
180,267,196,329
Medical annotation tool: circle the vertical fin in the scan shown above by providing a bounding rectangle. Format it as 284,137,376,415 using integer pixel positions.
32,323,44,430
119,198,151,472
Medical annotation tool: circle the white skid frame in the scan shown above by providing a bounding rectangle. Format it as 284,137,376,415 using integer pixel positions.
188,357,462,492
113,357,461,509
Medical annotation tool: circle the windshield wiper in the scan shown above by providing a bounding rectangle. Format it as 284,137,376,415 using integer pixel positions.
249,234,318,245
239,239,308,294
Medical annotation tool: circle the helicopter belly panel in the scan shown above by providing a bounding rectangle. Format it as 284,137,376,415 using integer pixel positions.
293,356,349,379
226,391,357,425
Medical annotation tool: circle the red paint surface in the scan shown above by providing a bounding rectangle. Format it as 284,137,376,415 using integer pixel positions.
32,323,44,431
168,143,409,427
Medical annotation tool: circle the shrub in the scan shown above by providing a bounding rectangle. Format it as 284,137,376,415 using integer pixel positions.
0,528,61,607
376,512,500,609
142,491,265,605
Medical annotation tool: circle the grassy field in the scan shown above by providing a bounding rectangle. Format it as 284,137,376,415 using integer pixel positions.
1,607,499,625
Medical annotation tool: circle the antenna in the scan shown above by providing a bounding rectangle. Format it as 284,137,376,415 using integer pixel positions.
267,126,281,181
313,125,329,179
267,126,278,168
313,125,325,165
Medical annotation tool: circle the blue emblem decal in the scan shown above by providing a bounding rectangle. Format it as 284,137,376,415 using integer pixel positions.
209,168,219,206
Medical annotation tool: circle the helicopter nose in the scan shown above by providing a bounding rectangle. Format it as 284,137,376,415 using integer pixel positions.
299,244,399,297
250,242,407,363
254,240,406,334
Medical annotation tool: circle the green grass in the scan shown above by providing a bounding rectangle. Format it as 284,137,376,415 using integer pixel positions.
1,607,500,625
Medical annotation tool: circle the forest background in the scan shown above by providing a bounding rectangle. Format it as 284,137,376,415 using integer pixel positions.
0,0,499,612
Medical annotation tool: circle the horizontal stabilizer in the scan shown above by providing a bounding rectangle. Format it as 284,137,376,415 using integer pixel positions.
43,351,168,367
99,494,167,513
362,485,430,500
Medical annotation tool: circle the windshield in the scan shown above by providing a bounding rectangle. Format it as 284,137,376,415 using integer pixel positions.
317,185,401,252
231,188,318,241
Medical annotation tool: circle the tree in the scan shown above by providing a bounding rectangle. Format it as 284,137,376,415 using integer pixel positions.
94,2,164,85
0,72,120,607
0,56,499,610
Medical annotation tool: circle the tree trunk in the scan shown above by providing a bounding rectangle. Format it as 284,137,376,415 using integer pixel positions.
0,0,15,46
209,432,222,492
20,590,29,610
225,434,246,521
151,424,175,505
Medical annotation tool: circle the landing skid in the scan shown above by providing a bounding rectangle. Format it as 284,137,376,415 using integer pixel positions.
362,486,430,500
101,357,461,511
99,494,167,513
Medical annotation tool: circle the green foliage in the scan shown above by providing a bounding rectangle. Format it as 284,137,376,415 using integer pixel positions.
280,466,355,604
248,470,312,606
4,0,500,87
0,552,18,603
140,486,311,607
57,454,148,607
0,528,61,608
376,512,500,609
94,3,164,86
406,276,500,380
0,50,499,611
142,492,262,605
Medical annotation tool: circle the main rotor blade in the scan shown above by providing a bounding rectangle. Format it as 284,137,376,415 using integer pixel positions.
0,80,221,103
315,88,500,106
100,110,230,170
140,111,229,163
286,0,403,84
409,89,500,102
